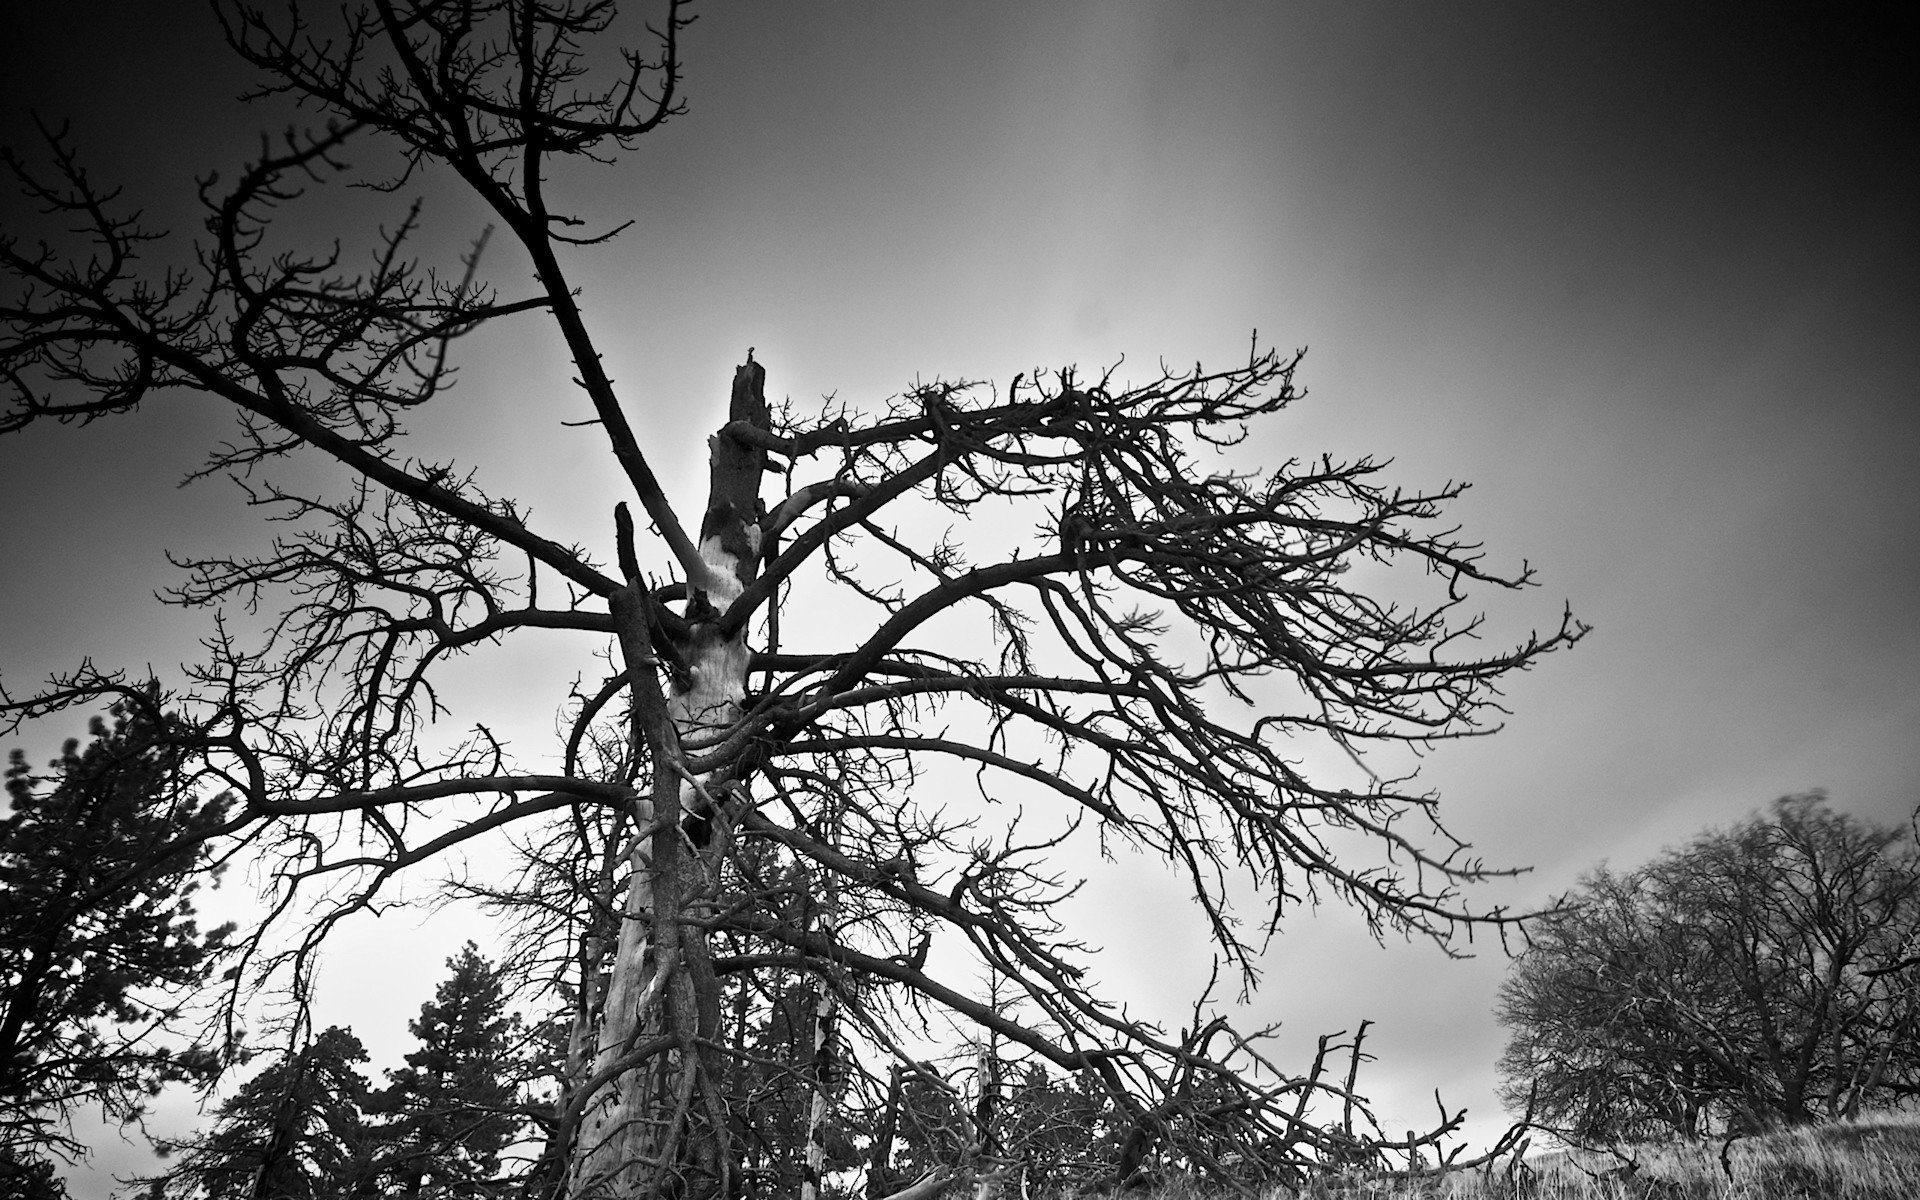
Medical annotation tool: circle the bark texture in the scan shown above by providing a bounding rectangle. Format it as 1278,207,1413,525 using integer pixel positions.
571,361,769,1198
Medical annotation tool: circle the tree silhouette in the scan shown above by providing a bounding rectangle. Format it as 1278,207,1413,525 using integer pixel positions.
369,942,527,1198
2,1,1579,1194
158,1025,378,1199
0,697,233,1172
1498,794,1920,1141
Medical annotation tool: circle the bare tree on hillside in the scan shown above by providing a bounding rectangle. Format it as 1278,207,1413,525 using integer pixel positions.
1498,794,1920,1142
2,1,1579,1195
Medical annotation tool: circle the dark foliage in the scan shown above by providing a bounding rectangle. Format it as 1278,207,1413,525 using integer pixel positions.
0,698,233,1167
368,942,527,1198
1498,794,1920,1141
154,945,535,1199
157,1025,378,1200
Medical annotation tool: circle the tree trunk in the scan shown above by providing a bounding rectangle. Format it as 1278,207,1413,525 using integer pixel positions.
801,849,841,1200
972,1038,1000,1200
867,1065,904,1200
800,975,839,1200
571,361,769,1199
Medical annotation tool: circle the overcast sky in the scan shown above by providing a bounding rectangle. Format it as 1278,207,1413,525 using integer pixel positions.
5,2,1918,1192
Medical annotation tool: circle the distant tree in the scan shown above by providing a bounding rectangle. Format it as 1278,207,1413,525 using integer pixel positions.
368,942,526,1198
719,977,822,1195
995,1064,1120,1191
158,1025,378,1199
1498,794,1920,1141
886,1069,972,1186
0,697,233,1172
2,0,1581,1192
0,1148,65,1200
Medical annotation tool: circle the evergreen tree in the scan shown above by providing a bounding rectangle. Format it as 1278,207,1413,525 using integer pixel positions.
719,977,867,1199
887,1071,970,1184
0,1150,65,1200
160,1025,377,1199
0,698,232,1170
725,978,812,1194
997,1066,1118,1190
369,943,523,1198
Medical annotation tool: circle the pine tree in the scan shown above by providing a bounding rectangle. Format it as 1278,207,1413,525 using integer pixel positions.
369,943,523,1198
0,698,232,1168
161,1025,377,1199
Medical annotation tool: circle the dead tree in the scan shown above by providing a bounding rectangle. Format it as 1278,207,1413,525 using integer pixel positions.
1,1,1583,1195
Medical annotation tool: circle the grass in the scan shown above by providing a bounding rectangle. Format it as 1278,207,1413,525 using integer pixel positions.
1240,1116,1920,1199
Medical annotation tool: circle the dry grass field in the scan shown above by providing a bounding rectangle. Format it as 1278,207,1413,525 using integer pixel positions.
1506,1119,1920,1199
1146,1116,1920,1199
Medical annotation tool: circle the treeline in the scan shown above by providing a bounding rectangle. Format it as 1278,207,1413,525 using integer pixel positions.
148,944,521,1199
0,707,1154,1198
14,706,1920,1195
